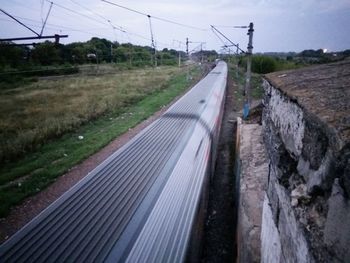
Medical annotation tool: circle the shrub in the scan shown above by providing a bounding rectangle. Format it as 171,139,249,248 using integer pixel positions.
252,55,277,74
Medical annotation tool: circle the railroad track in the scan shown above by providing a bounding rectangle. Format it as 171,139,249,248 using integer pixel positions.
0,61,228,263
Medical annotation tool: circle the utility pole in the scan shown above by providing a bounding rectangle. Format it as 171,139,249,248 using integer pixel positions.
200,43,203,63
172,39,183,67
236,43,239,78
186,38,189,57
147,15,157,67
228,48,231,63
244,22,254,119
186,37,190,80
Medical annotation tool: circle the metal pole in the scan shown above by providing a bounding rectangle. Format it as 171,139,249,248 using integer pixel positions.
178,52,181,67
147,15,157,67
40,2,53,36
0,8,40,36
243,22,254,119
186,38,189,57
236,43,239,79
228,48,231,63
186,38,190,80
200,43,203,63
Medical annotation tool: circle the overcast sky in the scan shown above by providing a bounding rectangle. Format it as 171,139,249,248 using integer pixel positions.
1,0,350,53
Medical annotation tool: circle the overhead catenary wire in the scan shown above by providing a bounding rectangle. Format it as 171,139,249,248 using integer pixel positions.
0,8,40,36
1,3,133,45
0,16,111,40
211,27,229,48
46,0,110,28
101,0,207,31
211,25,249,29
210,25,245,53
39,1,53,36
1,1,196,52
1,14,159,47
101,0,207,52
69,0,125,33
42,0,174,47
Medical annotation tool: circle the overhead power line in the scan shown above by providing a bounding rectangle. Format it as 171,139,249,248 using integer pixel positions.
39,1,53,36
1,15,108,35
46,0,165,46
46,0,109,27
0,8,40,36
69,0,125,33
1,1,187,50
101,0,207,31
211,27,227,46
0,6,68,44
210,25,245,53
211,25,249,29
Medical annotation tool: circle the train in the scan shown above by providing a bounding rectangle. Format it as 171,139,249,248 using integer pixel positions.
0,61,228,263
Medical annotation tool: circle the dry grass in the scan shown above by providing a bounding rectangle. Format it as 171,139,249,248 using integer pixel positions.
0,66,181,162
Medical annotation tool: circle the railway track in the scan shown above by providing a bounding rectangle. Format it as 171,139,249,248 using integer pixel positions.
0,61,228,263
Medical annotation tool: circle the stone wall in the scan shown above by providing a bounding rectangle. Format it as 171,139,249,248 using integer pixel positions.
261,61,350,262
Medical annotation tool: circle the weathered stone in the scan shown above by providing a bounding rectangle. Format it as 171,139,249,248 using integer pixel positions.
265,60,350,195
264,60,350,152
301,116,329,170
305,150,335,194
261,194,283,263
291,184,311,207
262,60,350,262
263,80,305,158
266,167,280,225
338,146,350,197
291,184,307,199
263,107,298,189
275,182,315,263
324,179,350,262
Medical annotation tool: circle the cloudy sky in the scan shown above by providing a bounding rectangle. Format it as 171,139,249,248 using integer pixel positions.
1,0,349,53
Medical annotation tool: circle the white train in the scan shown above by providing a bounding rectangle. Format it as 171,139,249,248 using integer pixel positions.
0,62,228,263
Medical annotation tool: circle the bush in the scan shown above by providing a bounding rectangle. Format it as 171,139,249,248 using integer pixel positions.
252,55,277,74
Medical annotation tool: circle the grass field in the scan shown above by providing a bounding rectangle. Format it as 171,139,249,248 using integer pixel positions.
0,64,204,217
0,66,183,162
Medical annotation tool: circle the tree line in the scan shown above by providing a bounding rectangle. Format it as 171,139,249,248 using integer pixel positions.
0,37,189,72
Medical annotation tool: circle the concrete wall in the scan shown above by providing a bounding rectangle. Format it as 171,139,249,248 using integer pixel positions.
235,61,349,263
261,78,350,262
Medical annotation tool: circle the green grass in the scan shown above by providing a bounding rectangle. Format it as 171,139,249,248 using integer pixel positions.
228,62,264,109
0,66,183,162
0,65,203,217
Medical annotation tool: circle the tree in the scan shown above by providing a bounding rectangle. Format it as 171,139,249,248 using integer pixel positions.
251,55,277,74
31,41,62,65
0,43,26,68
